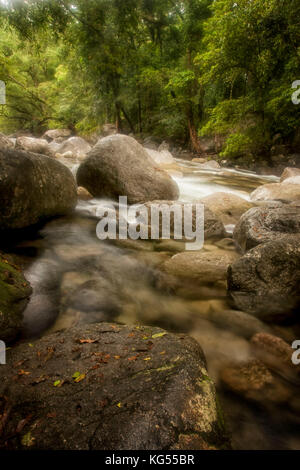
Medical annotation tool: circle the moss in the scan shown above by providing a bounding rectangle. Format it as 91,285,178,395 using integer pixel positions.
0,256,32,342
0,258,31,313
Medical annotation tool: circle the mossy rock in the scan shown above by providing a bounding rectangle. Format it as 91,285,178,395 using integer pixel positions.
0,254,32,343
0,323,231,450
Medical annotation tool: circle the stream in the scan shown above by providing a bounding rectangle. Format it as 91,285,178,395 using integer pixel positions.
3,157,300,450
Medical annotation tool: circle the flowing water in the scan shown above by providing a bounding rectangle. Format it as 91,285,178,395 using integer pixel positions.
3,157,300,450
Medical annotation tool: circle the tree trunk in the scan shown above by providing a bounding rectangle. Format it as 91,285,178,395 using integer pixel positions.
121,106,135,133
115,102,122,132
187,105,202,153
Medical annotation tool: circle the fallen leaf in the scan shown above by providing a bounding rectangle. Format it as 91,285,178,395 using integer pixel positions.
128,356,138,361
79,339,97,344
74,374,85,383
152,332,167,339
21,432,35,447
18,370,30,376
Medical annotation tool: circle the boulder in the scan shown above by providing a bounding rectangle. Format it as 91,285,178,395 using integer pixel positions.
0,148,77,231
48,141,62,156
0,323,229,450
42,129,72,142
191,308,271,340
16,136,52,156
77,186,93,201
0,254,32,343
164,250,238,284
57,137,91,159
234,206,300,252
77,135,179,204
192,158,207,164
145,148,175,166
227,239,300,322
158,141,170,152
280,167,300,182
221,360,292,404
204,207,227,239
282,176,300,185
251,333,300,381
200,192,253,225
0,132,14,150
143,136,161,150
250,183,300,202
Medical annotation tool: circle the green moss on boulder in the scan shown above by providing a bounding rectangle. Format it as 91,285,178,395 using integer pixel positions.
0,254,32,343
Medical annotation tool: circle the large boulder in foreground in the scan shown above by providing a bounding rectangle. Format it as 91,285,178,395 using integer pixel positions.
234,206,300,252
0,148,77,231
0,254,32,343
200,192,252,225
250,183,300,202
0,323,229,450
77,134,179,204
228,239,300,322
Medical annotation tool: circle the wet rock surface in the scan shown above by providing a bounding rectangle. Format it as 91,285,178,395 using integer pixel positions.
0,254,32,343
228,239,300,322
42,129,72,142
0,148,77,231
200,192,253,225
142,201,226,241
0,323,229,450
164,250,238,284
0,132,14,150
16,136,53,157
57,136,91,159
250,182,300,202
221,360,292,405
280,167,300,182
234,205,300,252
77,134,179,204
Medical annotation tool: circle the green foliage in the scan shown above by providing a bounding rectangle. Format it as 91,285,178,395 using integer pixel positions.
220,133,253,159
0,0,299,160
198,0,300,157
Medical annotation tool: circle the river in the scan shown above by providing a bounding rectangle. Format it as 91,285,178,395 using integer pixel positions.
3,157,299,450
